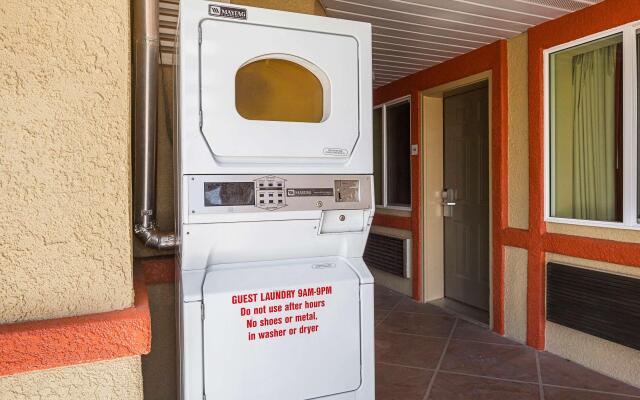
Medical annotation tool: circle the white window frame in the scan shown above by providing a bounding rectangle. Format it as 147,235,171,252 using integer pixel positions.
544,21,640,230
374,95,412,211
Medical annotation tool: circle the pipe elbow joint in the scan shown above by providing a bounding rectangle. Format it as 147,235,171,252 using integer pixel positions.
134,223,177,250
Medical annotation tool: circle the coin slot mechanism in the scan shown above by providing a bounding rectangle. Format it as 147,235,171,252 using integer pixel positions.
335,180,360,203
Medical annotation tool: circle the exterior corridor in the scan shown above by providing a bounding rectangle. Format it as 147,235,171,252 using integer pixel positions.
374,285,640,400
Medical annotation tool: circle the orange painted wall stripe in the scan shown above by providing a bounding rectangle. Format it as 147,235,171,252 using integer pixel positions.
501,228,530,249
374,40,509,330
0,270,151,377
410,90,423,299
373,213,412,232
492,40,509,335
544,234,640,268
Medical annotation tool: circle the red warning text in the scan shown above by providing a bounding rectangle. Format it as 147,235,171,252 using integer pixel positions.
233,285,333,342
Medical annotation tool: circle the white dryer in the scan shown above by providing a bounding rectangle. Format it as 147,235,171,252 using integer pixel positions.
175,3,374,399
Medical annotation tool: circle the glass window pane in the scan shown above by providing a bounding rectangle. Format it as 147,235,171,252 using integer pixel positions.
385,100,411,207
236,58,324,122
373,108,383,205
549,34,623,222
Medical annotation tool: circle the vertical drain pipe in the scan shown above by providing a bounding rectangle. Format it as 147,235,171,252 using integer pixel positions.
133,0,176,249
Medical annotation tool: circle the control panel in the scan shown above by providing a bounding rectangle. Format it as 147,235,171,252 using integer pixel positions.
187,174,371,217
255,176,286,210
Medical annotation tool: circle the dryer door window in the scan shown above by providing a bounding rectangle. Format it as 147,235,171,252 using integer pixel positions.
236,57,326,123
199,20,360,163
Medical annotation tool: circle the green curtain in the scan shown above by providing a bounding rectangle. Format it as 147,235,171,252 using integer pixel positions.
571,45,617,221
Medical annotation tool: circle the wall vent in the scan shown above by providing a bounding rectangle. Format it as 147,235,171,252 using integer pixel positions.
364,233,411,278
547,262,640,351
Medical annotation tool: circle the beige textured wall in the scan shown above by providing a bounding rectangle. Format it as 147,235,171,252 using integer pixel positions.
504,246,528,343
0,0,133,322
507,33,529,229
423,95,445,301
547,222,640,243
545,253,640,388
0,357,143,400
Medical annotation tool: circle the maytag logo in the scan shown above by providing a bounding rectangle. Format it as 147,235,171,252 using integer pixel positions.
208,4,247,20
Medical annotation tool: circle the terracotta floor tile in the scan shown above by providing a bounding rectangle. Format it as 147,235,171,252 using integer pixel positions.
440,340,538,382
539,352,640,396
375,284,399,294
543,386,638,400
376,330,447,369
452,319,521,346
375,308,392,322
372,285,640,398
427,372,539,400
375,286,404,310
379,311,456,338
394,297,450,315
376,363,433,400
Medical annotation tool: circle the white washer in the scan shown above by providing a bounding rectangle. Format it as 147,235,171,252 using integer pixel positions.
175,3,374,399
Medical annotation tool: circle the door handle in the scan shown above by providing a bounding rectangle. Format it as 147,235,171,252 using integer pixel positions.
442,188,456,217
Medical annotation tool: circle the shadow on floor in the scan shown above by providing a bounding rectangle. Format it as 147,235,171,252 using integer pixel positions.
374,285,640,400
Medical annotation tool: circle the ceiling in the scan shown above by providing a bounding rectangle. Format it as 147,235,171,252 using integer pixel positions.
159,0,603,86
320,0,602,88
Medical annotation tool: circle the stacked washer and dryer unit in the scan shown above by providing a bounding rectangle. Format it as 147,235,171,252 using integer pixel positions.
175,2,375,399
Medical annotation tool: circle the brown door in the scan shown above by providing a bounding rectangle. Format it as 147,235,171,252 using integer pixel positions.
443,84,490,311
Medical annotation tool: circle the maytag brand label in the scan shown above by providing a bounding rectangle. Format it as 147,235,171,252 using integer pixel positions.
286,188,334,197
208,4,247,20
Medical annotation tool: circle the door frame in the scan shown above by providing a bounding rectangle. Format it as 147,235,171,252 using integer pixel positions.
420,71,494,326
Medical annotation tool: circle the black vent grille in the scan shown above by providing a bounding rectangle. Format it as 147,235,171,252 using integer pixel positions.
547,262,640,351
364,233,407,277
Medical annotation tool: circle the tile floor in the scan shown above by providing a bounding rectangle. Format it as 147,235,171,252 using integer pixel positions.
374,285,640,400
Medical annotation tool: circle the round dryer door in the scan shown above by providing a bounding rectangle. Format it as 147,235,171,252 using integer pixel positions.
199,19,360,163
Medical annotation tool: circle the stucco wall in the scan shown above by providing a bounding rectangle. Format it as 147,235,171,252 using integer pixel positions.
547,222,640,243
507,33,529,229
0,357,142,400
0,0,133,322
504,246,527,343
545,253,640,388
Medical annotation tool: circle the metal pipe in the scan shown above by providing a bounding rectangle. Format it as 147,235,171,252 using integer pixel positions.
133,0,176,249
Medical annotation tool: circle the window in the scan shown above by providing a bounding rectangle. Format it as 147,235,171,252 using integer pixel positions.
235,57,327,123
373,98,412,209
545,23,640,228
